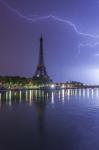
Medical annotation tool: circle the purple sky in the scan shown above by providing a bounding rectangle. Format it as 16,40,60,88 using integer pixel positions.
0,0,99,84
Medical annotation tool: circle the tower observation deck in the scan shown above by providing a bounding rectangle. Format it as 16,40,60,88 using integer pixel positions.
33,36,52,84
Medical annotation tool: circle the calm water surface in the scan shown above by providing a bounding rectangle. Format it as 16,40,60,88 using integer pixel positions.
0,89,99,150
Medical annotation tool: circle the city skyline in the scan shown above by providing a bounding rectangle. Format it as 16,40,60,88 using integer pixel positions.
0,0,99,84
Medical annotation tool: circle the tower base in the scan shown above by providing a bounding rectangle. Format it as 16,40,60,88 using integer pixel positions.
33,75,53,85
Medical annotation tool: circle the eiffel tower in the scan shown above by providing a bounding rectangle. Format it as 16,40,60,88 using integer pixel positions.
33,35,52,84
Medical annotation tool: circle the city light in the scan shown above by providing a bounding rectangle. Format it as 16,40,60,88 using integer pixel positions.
50,84,55,89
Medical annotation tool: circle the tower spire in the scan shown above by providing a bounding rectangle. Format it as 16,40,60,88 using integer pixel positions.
39,35,44,65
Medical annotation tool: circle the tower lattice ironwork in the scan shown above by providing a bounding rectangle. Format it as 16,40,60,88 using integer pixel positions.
33,36,52,83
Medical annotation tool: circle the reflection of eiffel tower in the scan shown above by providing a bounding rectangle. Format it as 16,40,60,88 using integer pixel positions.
33,91,47,150
33,35,52,84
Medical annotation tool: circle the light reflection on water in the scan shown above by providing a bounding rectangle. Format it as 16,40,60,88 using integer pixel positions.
0,88,99,107
0,89,99,150
51,92,54,105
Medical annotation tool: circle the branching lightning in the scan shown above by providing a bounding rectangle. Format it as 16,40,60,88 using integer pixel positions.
0,0,52,21
1,0,99,56
1,0,99,39
78,42,99,48
77,42,99,57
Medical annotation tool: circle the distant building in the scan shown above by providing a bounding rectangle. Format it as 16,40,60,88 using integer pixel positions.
54,81,84,89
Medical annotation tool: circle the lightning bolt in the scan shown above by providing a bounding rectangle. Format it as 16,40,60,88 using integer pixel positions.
1,0,99,57
0,0,52,21
77,42,99,57
78,42,99,48
0,0,99,39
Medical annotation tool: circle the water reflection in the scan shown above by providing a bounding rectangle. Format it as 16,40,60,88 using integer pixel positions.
96,88,99,97
33,94,47,149
51,92,54,104
9,90,12,106
58,90,61,100
62,89,65,103
0,88,99,107
19,90,22,103
0,93,1,107
87,88,90,99
67,89,70,101
91,89,94,99
0,93,1,101
29,90,32,106
0,89,99,150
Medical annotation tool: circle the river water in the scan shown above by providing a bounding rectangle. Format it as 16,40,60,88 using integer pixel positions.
0,88,99,150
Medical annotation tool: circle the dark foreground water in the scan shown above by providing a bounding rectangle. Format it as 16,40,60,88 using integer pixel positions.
0,89,99,150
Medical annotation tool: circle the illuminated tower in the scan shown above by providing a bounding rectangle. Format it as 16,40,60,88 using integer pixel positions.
33,35,52,84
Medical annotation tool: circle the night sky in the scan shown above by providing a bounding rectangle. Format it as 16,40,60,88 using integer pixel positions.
0,0,99,84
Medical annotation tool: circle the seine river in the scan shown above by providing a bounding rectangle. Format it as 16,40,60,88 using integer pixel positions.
0,88,99,150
